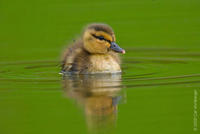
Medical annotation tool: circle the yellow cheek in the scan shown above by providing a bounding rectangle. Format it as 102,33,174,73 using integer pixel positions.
96,40,110,49
105,42,111,48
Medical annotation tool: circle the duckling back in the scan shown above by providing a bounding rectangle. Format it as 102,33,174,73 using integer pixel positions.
61,40,90,74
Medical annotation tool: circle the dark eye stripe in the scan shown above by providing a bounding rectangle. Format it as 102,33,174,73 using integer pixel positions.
98,36,104,40
91,34,111,43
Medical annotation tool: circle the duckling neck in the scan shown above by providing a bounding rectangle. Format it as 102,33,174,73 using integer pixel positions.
88,53,121,73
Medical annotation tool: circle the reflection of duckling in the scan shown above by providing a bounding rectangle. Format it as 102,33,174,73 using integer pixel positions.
62,74,126,133
61,23,125,74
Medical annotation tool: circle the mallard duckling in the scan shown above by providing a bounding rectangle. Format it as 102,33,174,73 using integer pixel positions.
61,23,125,74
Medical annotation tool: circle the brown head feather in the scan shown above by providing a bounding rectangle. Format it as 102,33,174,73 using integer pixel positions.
85,23,114,35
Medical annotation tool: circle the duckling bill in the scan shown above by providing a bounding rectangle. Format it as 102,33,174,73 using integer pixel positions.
61,23,125,74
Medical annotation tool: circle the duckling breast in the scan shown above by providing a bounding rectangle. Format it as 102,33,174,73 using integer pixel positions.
89,54,121,73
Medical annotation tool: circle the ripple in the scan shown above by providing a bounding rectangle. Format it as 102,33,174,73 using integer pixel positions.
0,48,199,89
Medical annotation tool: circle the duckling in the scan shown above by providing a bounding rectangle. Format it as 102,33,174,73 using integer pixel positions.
61,23,125,74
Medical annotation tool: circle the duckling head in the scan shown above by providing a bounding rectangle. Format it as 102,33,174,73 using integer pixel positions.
82,23,125,54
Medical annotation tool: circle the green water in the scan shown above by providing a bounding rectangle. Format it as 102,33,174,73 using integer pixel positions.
1,0,200,134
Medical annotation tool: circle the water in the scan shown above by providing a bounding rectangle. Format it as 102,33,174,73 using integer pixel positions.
0,47,200,134
1,0,200,134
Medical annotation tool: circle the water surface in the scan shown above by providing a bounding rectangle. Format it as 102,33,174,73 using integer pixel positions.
0,47,200,134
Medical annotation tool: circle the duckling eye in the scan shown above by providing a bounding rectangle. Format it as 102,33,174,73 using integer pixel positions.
91,34,112,43
92,34,105,41
97,36,104,40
